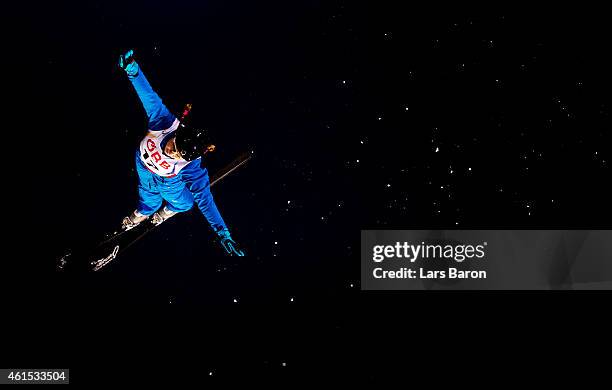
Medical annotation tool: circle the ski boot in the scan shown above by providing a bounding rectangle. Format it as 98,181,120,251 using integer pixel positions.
122,210,149,231
151,206,178,226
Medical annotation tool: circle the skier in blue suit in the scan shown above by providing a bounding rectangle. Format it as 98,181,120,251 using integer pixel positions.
119,50,244,256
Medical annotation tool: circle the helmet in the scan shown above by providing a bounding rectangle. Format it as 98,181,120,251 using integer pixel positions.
174,124,216,161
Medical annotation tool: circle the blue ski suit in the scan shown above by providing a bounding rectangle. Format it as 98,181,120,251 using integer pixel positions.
128,67,227,233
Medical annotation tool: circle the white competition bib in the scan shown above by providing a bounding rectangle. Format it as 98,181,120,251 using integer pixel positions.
138,119,191,177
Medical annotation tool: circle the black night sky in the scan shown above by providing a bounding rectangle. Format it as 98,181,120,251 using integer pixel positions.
8,0,612,382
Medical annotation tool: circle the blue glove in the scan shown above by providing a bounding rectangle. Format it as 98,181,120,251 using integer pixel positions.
217,229,245,256
119,49,139,78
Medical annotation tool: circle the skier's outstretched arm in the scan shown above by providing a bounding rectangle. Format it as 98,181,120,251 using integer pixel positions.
181,164,245,256
181,163,227,232
119,50,177,131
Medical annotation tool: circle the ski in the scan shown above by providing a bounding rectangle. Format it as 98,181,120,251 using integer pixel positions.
58,150,255,272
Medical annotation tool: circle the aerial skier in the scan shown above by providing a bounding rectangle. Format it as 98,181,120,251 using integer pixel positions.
118,49,245,257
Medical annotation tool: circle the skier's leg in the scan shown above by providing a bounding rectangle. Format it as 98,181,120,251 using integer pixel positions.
161,177,195,213
123,152,163,230
135,153,163,216
152,177,194,225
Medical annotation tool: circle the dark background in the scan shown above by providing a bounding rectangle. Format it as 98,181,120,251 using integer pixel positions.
6,0,611,382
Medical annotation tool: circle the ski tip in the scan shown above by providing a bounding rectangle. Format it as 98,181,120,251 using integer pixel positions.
235,149,256,164
243,149,256,161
